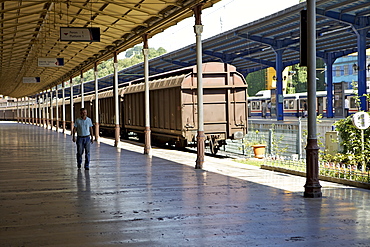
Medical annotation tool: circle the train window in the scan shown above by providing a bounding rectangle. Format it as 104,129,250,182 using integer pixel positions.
284,100,294,109
251,101,260,110
284,100,289,109
289,100,294,109
349,97,357,108
299,100,307,109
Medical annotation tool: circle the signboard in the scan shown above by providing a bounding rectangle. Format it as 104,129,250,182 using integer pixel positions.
38,58,64,67
352,112,370,130
60,27,100,42
23,77,40,83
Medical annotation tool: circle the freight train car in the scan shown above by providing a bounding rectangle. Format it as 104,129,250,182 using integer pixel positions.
0,108,16,120
1,62,248,155
122,62,248,154
81,89,125,136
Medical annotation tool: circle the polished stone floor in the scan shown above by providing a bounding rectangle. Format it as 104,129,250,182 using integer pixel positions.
0,122,369,247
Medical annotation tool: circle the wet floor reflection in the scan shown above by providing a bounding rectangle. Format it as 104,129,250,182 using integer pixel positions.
1,122,370,246
77,169,91,193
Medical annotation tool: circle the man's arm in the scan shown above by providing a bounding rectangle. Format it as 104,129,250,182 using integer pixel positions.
90,126,94,143
72,126,76,142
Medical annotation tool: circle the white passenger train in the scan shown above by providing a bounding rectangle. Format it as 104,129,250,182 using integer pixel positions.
248,90,360,118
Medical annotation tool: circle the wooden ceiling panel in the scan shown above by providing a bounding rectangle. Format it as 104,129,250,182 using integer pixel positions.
0,0,221,98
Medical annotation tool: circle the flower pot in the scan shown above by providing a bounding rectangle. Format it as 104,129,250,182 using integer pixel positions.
252,144,266,159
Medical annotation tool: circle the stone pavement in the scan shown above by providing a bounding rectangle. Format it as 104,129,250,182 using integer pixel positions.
0,122,369,246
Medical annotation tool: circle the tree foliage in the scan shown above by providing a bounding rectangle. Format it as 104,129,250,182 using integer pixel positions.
332,114,370,168
246,58,325,96
75,46,167,83
290,59,325,93
334,116,370,155
246,69,266,96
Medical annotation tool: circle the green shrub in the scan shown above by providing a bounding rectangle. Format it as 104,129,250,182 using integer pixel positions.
333,113,370,169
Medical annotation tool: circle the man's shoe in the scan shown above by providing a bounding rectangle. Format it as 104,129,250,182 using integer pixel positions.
85,167,89,170
77,165,81,169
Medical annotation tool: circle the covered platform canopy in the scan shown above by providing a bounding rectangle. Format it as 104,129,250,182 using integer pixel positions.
137,0,370,77
60,0,370,103
0,0,221,98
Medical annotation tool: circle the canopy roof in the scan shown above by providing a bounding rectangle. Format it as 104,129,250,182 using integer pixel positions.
134,0,370,77
61,0,370,98
0,0,220,98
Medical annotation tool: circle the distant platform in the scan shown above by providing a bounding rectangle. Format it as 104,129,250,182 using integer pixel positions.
248,116,344,125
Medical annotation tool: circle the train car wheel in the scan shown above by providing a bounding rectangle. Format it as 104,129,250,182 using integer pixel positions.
175,140,186,149
209,138,220,155
121,130,129,140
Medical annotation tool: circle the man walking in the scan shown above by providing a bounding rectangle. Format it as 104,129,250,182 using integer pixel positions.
72,108,94,170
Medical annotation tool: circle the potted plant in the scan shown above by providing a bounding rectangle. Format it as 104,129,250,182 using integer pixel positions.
243,130,267,159
251,143,267,159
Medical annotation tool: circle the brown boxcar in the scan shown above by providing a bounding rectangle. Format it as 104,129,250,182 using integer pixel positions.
122,62,248,154
0,108,16,120
78,89,125,136
48,98,90,130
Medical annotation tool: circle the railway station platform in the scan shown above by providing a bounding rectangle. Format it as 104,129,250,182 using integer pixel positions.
0,121,369,246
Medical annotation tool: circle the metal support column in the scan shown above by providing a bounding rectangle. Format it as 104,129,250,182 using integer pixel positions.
274,49,284,121
33,97,36,125
113,52,120,147
70,78,74,131
38,95,42,126
62,82,66,133
20,97,23,123
81,71,84,108
304,0,322,198
32,97,36,125
24,98,27,123
21,98,24,123
28,97,31,124
34,97,38,125
354,18,369,111
23,97,26,123
30,97,33,124
40,94,43,127
42,93,46,128
24,97,26,123
142,34,151,155
324,53,335,118
46,92,50,129
50,89,53,130
17,98,19,123
55,87,59,132
18,98,22,123
94,63,99,142
194,5,205,169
